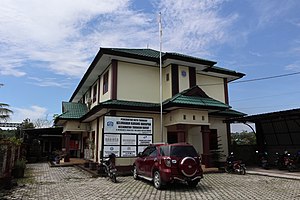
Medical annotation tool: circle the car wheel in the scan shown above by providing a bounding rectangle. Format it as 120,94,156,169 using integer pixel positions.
153,171,164,189
187,180,199,188
133,165,139,180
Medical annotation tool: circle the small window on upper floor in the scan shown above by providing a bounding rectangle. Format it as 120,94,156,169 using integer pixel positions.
93,84,97,103
166,73,169,81
103,71,109,94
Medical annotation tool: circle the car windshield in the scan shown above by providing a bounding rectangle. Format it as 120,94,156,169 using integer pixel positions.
160,146,198,157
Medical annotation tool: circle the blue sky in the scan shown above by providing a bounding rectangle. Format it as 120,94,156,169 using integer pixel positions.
0,0,300,132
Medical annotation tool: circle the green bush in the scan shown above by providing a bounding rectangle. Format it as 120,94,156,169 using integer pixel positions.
14,159,26,169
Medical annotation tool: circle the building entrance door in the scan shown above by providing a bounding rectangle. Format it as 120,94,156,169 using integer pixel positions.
167,131,186,144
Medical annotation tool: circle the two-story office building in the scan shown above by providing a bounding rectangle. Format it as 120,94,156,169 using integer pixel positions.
54,48,245,169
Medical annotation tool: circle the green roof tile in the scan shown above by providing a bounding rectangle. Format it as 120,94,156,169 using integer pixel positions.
102,99,159,108
102,48,216,66
163,86,230,110
165,95,229,109
58,102,88,119
210,109,246,117
109,48,163,59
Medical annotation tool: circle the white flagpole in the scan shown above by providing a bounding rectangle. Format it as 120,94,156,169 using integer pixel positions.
159,12,163,142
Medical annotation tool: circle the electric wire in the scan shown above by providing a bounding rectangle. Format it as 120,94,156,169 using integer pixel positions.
198,71,300,87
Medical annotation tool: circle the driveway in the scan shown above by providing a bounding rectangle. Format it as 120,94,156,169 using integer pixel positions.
1,163,300,200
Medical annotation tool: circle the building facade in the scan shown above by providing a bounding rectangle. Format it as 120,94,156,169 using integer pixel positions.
55,48,245,169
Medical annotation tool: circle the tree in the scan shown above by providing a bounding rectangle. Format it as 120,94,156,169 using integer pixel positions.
22,118,35,129
231,130,256,145
0,103,13,122
0,84,13,122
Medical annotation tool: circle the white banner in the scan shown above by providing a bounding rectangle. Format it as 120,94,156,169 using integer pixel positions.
103,146,120,157
104,134,120,145
121,146,137,157
122,135,136,145
138,135,152,145
104,116,152,134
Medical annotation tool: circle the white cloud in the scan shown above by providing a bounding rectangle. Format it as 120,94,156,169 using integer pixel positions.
249,0,296,27
285,62,300,71
0,0,238,79
27,77,72,88
10,105,48,123
157,0,238,56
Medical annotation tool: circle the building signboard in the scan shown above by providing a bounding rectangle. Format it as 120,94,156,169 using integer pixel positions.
103,116,153,158
104,116,152,134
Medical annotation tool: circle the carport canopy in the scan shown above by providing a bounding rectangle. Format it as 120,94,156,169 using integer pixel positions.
227,108,300,147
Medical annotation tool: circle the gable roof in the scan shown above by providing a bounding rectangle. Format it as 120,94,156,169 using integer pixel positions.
57,102,88,119
163,86,230,110
101,48,217,66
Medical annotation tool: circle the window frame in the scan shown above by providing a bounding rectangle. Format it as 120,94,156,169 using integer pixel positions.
103,71,109,94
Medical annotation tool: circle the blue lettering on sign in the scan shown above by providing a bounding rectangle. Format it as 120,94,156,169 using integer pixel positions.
107,121,114,126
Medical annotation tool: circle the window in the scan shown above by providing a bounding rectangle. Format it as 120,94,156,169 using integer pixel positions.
142,147,155,157
93,84,97,102
103,71,109,94
166,73,169,81
149,149,157,157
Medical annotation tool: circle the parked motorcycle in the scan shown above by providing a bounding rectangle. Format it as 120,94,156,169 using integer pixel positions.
255,150,269,169
100,153,117,183
275,151,291,170
225,152,246,175
287,151,300,172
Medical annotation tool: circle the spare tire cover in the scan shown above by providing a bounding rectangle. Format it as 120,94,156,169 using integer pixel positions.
179,157,197,177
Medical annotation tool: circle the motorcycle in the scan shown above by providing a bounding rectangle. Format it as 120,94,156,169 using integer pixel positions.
255,151,269,169
287,151,300,172
100,153,117,183
275,151,291,170
225,152,246,175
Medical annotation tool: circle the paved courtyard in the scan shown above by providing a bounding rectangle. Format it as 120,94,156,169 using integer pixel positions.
1,163,300,200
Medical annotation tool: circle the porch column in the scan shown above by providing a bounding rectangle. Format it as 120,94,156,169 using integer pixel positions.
64,132,70,162
201,125,211,168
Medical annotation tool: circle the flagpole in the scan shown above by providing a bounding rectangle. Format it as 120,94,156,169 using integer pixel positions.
159,12,163,142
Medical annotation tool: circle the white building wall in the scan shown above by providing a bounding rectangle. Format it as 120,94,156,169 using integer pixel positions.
196,74,225,103
178,66,190,92
209,116,228,160
117,62,159,103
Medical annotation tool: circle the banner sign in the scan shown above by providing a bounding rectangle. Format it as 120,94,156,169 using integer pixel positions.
138,135,152,145
103,116,153,158
122,135,136,145
104,116,152,134
103,146,120,157
121,146,136,157
104,134,120,145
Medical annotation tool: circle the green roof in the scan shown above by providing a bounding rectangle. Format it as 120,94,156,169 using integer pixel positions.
102,99,159,108
210,109,246,117
108,48,162,59
58,102,88,119
163,86,230,110
101,48,217,66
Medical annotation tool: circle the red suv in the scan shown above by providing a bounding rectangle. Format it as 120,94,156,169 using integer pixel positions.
133,143,203,189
